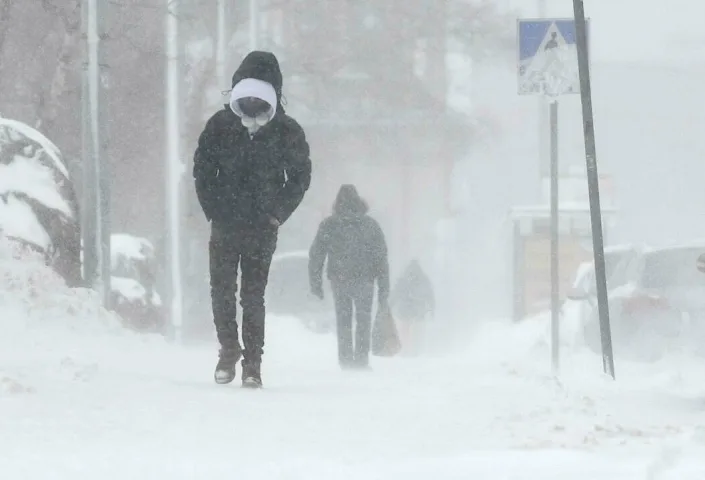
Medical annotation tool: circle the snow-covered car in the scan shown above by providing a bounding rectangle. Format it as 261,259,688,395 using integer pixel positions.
564,243,646,325
266,250,335,334
0,117,81,286
110,234,165,334
575,242,705,357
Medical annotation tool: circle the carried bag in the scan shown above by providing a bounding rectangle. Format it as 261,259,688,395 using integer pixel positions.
371,304,402,357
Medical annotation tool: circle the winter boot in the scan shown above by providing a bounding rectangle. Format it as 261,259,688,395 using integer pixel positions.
241,360,263,389
214,346,242,384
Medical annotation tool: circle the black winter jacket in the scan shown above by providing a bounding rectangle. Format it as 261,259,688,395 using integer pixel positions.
309,187,390,300
193,52,311,228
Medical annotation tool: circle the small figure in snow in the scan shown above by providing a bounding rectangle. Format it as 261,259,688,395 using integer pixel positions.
193,51,312,388
308,185,390,370
390,259,435,355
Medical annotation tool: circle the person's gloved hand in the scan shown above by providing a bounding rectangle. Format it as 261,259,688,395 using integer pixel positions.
311,284,324,300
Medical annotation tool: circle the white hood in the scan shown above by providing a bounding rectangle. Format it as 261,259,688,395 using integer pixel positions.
229,78,278,122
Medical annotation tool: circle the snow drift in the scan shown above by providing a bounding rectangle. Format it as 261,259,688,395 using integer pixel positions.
2,238,705,478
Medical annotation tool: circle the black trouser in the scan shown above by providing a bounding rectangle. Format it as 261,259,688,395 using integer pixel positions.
331,281,374,366
209,222,277,364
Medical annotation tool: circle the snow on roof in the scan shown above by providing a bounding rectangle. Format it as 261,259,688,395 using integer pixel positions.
603,243,649,254
642,240,705,256
0,117,69,179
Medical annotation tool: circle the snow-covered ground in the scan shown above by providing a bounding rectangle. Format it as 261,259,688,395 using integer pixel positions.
2,240,705,479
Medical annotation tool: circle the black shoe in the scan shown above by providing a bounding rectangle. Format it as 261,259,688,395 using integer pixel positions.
241,360,262,389
214,346,242,385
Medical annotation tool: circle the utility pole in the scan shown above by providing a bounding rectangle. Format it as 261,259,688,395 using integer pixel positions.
165,0,183,343
81,0,111,308
216,0,229,88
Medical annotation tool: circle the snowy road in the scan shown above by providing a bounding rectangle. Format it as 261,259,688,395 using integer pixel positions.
3,308,705,479
1,250,705,479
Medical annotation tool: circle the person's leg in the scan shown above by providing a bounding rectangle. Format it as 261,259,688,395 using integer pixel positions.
352,282,374,368
209,225,242,384
331,283,354,368
239,230,277,387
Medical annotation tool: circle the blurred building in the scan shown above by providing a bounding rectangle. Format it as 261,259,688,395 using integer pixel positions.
180,1,475,339
258,1,473,270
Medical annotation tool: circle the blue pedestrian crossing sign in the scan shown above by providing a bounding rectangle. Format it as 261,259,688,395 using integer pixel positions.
517,18,590,96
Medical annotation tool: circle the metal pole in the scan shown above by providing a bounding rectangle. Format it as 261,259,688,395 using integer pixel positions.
166,0,183,343
216,0,228,87
82,0,109,307
249,0,258,51
537,0,548,180
572,0,615,379
95,0,110,309
80,0,97,289
549,100,559,374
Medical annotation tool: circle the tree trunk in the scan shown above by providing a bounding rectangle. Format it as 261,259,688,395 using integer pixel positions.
0,0,14,76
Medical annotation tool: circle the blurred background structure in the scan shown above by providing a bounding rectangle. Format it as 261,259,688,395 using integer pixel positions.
2,0,705,341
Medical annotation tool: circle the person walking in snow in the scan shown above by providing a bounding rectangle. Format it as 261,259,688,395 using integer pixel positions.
308,185,390,370
193,51,312,388
390,259,435,355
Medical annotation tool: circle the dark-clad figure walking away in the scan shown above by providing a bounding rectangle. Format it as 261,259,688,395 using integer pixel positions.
308,185,390,370
193,51,312,387
390,259,435,355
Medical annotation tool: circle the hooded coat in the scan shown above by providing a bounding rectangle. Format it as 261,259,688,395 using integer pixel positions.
390,260,435,320
308,185,390,299
193,51,311,228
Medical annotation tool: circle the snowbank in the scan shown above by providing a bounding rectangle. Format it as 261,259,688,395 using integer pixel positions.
0,237,161,395
2,236,705,478
0,239,119,333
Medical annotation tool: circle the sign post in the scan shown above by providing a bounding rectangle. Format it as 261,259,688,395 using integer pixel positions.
517,17,604,375
572,1,615,379
549,100,559,372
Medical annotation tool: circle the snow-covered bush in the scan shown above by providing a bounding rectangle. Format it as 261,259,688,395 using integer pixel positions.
110,233,165,334
0,236,122,333
0,117,81,287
